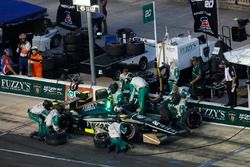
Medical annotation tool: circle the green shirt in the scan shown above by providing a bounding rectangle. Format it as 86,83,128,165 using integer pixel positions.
192,64,201,80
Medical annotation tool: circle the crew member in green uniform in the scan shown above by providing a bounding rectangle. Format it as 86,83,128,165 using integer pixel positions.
28,100,53,140
128,75,149,115
190,56,204,100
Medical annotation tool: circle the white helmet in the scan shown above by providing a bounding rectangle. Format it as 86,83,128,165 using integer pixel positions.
31,46,38,50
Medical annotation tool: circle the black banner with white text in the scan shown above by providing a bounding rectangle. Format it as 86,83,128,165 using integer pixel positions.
189,0,218,38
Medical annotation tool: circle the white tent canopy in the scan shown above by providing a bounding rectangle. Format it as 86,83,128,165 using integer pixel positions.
223,44,250,67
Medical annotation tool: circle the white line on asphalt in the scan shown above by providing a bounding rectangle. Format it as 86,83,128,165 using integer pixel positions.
198,146,249,167
0,148,113,167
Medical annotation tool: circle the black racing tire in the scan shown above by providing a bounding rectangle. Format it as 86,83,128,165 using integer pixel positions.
138,57,148,71
43,70,56,79
51,35,61,48
68,64,80,74
42,58,55,72
93,132,110,148
116,28,134,38
64,44,82,52
63,33,82,44
106,43,126,57
65,52,81,64
59,112,74,132
121,123,139,141
126,41,145,56
184,108,202,129
159,102,171,125
45,131,67,145
54,54,67,68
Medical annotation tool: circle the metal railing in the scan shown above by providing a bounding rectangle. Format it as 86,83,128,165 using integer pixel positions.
221,0,250,5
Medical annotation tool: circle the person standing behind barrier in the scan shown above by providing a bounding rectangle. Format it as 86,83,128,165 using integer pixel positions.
1,48,17,75
168,58,180,93
101,0,108,34
119,68,132,91
220,60,238,108
29,46,43,78
16,33,31,75
92,12,104,39
190,56,204,100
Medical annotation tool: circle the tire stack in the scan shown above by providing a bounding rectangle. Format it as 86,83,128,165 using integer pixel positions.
63,31,83,74
42,57,56,79
53,52,67,79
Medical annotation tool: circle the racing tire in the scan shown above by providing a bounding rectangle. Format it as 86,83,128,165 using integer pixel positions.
93,132,110,148
51,35,61,48
66,52,81,64
45,131,67,145
59,112,74,132
184,108,202,129
42,58,55,72
43,70,56,79
54,54,67,68
138,58,148,71
121,123,139,142
106,43,126,58
126,41,145,56
159,102,171,125
149,92,163,104
116,28,134,38
63,33,82,44
64,44,82,52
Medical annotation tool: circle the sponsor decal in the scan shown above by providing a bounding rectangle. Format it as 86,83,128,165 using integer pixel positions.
33,83,42,94
239,114,250,122
1,78,31,92
86,121,111,130
228,112,237,123
82,103,97,112
204,0,214,8
43,86,63,95
198,107,226,121
65,11,73,25
180,42,197,54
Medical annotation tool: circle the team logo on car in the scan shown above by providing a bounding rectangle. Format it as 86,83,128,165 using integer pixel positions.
33,83,42,94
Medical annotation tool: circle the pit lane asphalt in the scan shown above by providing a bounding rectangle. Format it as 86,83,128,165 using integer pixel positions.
2,0,250,166
0,92,250,167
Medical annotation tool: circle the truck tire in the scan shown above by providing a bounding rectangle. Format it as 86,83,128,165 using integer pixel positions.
106,43,126,57
45,131,67,145
93,132,110,148
126,41,145,56
138,57,148,71
184,108,202,129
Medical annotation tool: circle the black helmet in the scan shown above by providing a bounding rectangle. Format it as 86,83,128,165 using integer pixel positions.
108,83,119,94
43,100,53,110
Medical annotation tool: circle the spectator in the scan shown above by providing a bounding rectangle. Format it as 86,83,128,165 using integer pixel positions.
101,0,108,34
1,48,17,75
190,56,204,100
16,33,31,75
220,60,238,108
29,46,43,78
92,12,104,39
